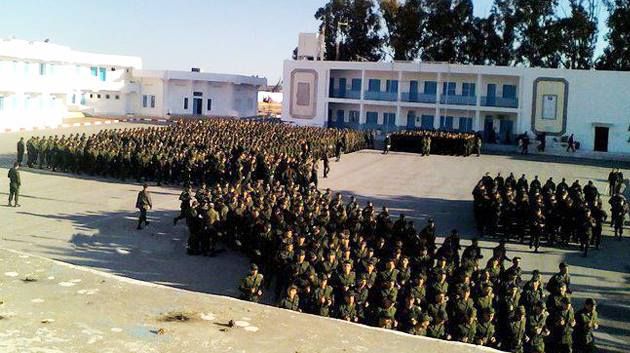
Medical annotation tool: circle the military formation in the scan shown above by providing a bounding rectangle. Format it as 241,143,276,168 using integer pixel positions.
390,130,482,157
473,172,627,256
19,119,365,186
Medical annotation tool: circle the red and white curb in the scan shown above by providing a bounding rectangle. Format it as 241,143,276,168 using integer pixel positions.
1,118,171,134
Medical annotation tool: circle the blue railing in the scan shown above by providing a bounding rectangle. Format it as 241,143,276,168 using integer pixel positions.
364,91,398,102
330,89,361,100
440,95,477,106
401,92,437,104
481,96,519,108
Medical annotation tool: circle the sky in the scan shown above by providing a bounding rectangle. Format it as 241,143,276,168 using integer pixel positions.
0,0,608,83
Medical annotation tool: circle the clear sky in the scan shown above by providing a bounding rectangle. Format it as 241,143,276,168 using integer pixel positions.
0,0,607,83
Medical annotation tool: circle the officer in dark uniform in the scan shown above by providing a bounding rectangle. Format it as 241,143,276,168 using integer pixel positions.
17,137,25,166
7,162,21,207
135,183,152,229
239,263,264,302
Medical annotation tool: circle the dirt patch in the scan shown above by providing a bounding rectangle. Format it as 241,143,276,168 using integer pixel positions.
158,311,197,323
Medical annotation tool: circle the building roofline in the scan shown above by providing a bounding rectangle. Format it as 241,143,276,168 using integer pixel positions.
132,69,267,87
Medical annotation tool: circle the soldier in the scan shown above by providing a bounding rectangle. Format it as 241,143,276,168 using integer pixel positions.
408,313,431,336
135,183,152,230
322,152,330,178
609,193,627,240
525,301,549,353
337,291,359,322
239,263,264,303
455,309,477,344
279,284,301,312
590,201,607,249
312,274,334,317
173,186,193,225
427,312,450,340
383,134,391,155
573,298,599,353
578,209,595,257
504,305,527,353
547,262,571,296
550,297,575,353
17,137,25,166
7,162,21,207
475,308,497,347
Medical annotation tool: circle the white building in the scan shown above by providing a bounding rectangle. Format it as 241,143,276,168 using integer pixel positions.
283,37,630,153
0,38,266,131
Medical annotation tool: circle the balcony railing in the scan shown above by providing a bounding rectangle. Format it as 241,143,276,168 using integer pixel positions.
329,89,361,100
440,95,477,106
364,91,398,102
401,92,437,104
481,96,519,108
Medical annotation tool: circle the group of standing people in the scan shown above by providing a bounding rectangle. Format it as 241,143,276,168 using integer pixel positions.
473,172,627,256
389,130,482,157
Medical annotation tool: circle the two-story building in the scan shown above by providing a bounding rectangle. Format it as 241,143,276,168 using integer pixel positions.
0,38,266,131
283,37,630,154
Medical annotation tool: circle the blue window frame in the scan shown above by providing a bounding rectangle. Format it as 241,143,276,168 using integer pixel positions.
351,79,362,91
424,81,437,95
183,97,189,110
503,84,517,98
80,94,86,105
383,112,396,126
207,99,212,111
98,67,107,81
150,95,156,108
366,111,378,125
90,67,98,77
459,117,473,132
39,63,46,76
336,109,345,122
349,110,360,124
462,83,476,96
440,116,454,130
386,80,398,93
368,79,381,92
421,115,434,129
142,95,148,108
442,82,456,96
329,78,334,96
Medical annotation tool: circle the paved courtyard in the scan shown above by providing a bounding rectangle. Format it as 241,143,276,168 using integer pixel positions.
0,124,628,352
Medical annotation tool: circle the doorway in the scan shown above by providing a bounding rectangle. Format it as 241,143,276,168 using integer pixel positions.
594,126,609,152
193,98,203,115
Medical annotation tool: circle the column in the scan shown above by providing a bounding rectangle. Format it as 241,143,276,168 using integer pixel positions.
435,72,441,129
396,70,402,128
359,103,365,129
360,70,366,100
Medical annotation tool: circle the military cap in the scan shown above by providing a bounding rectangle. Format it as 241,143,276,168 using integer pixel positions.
345,290,356,297
343,259,352,265
318,273,328,281
297,249,306,256
518,305,527,314
585,298,596,306
427,218,434,223
559,262,568,268
560,297,571,305
368,258,378,265
421,314,432,322
288,284,298,291
532,270,541,280
250,263,259,270
483,307,496,315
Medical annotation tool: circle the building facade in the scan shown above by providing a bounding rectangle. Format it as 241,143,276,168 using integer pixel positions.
0,38,266,131
282,59,630,154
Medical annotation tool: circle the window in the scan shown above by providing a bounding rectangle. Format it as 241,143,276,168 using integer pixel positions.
111,67,116,71
0,96,4,111
386,80,398,93
39,63,46,76
81,94,86,105
368,79,380,92
150,95,155,108
366,112,378,125
193,91,203,97
351,79,362,91
542,95,557,120
207,99,212,111
99,67,107,81
71,94,76,104
90,67,98,77
183,97,189,110
442,82,456,96
424,81,437,95
115,95,120,100
336,110,345,122
89,94,93,99
421,115,434,129
349,110,360,123
106,94,110,99
142,95,148,108
459,117,473,132
440,116,454,130
503,84,517,98
97,94,101,99
462,83,476,96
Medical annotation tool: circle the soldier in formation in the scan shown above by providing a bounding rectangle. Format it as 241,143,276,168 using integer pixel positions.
473,172,616,255
390,130,479,156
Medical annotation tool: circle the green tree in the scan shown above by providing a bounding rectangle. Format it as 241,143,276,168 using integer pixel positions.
556,0,599,69
421,0,478,63
315,0,383,61
489,0,518,65
513,0,561,67
379,0,426,60
597,0,630,70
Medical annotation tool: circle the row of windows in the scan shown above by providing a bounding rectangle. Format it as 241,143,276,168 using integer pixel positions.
330,77,516,98
331,110,474,132
0,94,59,112
0,60,118,81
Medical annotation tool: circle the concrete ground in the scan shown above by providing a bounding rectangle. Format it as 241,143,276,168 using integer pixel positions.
0,125,629,352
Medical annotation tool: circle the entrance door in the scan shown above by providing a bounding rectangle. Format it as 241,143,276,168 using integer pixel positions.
499,120,514,144
484,117,494,142
407,111,416,129
338,78,347,98
486,84,496,106
193,98,203,115
594,127,609,152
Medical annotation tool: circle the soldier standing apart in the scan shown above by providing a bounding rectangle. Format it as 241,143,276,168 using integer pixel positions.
383,134,391,154
335,139,344,162
135,183,152,230
573,298,599,353
322,152,330,178
8,162,21,207
239,263,264,303
17,138,25,166
474,133,482,157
